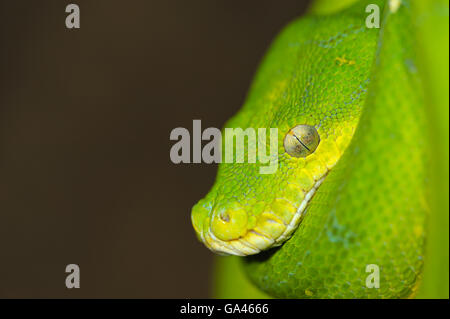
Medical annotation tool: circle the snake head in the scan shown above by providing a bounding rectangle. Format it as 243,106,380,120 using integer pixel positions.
191,12,373,256
191,121,355,256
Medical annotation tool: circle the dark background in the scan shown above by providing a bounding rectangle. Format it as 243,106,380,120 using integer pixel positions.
0,0,310,298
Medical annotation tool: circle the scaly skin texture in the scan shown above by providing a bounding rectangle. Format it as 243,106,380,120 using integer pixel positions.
192,0,448,298
243,1,427,298
192,0,381,256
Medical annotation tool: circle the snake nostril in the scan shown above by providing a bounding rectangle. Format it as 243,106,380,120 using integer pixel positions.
220,212,230,222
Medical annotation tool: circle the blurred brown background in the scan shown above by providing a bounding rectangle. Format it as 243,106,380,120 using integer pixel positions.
0,0,310,298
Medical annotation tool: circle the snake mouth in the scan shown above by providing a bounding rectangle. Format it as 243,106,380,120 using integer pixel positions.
194,173,328,256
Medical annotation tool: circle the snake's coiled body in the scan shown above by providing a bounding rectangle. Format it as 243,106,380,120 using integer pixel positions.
191,0,446,298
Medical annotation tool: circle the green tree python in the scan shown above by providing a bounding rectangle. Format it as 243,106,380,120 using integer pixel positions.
191,0,449,298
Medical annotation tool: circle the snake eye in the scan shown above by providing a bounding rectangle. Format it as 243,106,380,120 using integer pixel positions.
284,124,320,158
